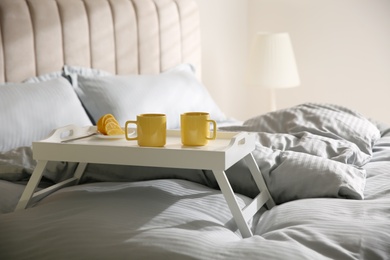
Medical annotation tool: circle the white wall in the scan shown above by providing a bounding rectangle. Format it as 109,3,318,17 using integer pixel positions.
195,0,249,120
196,0,390,124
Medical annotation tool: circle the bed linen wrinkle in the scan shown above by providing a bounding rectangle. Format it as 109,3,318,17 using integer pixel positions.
263,228,359,260
238,103,380,154
39,180,251,231
0,180,248,259
255,198,390,259
219,103,380,203
1,176,390,259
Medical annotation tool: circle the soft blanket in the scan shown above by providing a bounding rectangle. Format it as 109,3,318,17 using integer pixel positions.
220,103,381,203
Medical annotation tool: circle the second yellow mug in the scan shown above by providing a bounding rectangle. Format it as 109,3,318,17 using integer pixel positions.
180,112,217,146
125,114,166,147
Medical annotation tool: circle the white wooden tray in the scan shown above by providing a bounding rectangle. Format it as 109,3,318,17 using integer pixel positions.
18,124,275,238
34,124,256,171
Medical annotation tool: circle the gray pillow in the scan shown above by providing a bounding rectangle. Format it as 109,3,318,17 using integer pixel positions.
0,77,92,152
73,63,227,128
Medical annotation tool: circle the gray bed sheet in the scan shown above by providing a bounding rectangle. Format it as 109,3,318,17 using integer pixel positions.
1,103,390,259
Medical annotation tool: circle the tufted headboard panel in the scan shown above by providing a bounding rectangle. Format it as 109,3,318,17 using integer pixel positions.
0,0,201,83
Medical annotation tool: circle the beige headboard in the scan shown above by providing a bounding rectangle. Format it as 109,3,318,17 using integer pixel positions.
0,0,201,83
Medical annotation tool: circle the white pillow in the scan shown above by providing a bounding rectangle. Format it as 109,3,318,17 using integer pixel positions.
74,64,227,129
0,77,92,152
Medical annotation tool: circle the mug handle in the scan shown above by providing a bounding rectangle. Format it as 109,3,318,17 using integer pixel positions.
125,120,138,141
206,120,217,140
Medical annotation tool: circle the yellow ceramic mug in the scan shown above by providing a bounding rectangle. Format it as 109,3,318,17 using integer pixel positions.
180,112,217,146
125,114,166,147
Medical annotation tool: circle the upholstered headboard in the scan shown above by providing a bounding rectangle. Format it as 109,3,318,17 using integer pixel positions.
0,0,201,83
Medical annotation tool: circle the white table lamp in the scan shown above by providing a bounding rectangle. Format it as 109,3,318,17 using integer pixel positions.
247,32,300,111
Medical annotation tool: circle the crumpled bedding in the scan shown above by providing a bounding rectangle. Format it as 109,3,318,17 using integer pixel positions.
220,103,381,203
0,103,382,209
1,103,390,259
1,175,390,259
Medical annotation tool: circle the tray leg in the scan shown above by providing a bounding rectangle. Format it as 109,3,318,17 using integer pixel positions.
244,153,275,209
212,169,253,238
15,160,48,211
74,163,88,184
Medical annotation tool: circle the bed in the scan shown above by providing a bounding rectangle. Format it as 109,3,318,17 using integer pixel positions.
1,0,390,259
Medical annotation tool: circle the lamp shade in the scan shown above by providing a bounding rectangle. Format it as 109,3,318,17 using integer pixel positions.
247,32,300,89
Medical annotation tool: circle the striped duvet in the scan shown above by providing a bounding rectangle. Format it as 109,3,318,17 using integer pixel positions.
1,103,389,259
